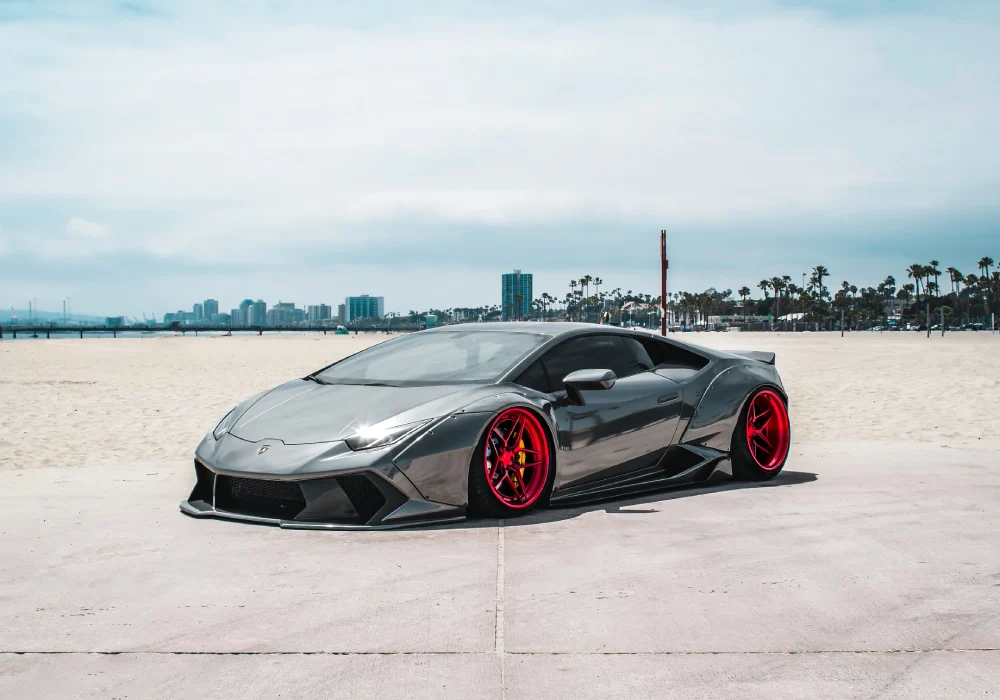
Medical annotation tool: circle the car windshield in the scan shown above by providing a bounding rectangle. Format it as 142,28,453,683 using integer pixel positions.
314,331,546,385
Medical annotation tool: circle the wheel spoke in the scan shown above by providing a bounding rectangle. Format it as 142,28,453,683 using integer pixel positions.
753,408,772,428
505,469,527,501
510,415,526,450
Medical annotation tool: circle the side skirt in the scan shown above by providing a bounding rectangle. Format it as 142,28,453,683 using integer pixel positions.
548,444,731,507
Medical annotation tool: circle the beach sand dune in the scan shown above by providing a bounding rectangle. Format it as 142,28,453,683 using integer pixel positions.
1,331,998,471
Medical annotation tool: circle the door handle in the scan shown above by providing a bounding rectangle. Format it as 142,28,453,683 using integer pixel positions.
657,393,679,404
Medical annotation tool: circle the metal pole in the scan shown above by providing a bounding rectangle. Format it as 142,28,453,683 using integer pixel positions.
941,307,944,336
841,307,844,337
926,301,930,338
660,230,668,337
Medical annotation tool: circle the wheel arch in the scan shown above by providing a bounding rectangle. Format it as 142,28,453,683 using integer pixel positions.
678,362,787,454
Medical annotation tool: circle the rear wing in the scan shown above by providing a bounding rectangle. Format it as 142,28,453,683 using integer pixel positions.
730,350,776,365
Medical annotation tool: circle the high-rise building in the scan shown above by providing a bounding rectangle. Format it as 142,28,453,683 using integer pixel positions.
230,308,243,326
252,300,267,326
308,304,332,323
267,302,304,326
193,303,204,322
337,304,346,323
203,299,219,318
345,295,384,322
239,298,253,326
501,270,533,321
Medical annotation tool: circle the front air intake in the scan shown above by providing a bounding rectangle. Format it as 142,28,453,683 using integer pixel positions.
215,475,306,520
336,473,387,523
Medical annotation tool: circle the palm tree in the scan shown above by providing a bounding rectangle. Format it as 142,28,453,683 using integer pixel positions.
946,267,960,295
770,276,785,321
738,286,751,323
978,257,995,316
579,276,591,321
927,261,941,298
813,265,829,306
906,263,925,310
758,279,770,300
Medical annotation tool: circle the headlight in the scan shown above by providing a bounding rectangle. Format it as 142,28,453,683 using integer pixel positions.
345,419,431,451
213,406,240,440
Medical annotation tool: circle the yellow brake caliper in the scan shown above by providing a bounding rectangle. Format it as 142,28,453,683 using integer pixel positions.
516,439,527,477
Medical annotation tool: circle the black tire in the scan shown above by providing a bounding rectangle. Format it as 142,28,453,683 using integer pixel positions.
468,407,556,518
731,388,791,481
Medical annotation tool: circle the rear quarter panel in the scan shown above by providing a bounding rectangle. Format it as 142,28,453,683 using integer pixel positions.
677,361,786,453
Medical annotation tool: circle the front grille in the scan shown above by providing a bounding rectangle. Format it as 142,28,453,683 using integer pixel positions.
215,475,306,520
336,474,387,523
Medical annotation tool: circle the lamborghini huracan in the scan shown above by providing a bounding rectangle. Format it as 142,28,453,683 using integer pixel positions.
180,323,791,529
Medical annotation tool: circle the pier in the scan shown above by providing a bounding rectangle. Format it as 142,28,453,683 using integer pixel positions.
0,324,423,339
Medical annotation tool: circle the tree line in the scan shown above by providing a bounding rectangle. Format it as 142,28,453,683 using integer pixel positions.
402,258,998,328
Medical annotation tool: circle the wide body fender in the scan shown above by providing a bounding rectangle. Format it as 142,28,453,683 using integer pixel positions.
677,362,786,453
392,389,554,507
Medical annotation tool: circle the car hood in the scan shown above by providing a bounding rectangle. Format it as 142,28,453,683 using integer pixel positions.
228,379,491,445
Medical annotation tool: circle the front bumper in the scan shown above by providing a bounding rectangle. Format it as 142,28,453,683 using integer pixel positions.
180,462,465,530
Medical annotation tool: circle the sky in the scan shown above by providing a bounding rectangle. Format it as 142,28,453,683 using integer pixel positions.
1,0,998,317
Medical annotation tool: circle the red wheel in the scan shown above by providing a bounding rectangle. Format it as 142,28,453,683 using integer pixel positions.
732,389,790,480
468,407,553,516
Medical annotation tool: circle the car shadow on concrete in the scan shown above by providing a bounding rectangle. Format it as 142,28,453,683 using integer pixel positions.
436,469,818,531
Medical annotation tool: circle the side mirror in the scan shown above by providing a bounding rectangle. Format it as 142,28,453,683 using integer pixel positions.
563,369,616,404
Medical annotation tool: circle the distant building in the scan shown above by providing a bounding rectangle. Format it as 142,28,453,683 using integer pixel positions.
193,303,204,322
230,308,244,326
501,269,533,321
215,312,230,324
106,316,125,328
266,302,305,326
252,300,267,326
203,299,219,318
337,304,346,323
345,295,384,322
308,304,332,323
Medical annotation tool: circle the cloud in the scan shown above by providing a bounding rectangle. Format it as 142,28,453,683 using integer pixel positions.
66,217,108,238
0,1,998,313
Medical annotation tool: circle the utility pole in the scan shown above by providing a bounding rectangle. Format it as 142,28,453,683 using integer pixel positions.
841,307,844,338
660,230,668,337
926,301,930,338
941,307,945,336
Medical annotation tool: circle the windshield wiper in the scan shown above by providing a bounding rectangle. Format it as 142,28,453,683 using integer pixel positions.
303,375,328,385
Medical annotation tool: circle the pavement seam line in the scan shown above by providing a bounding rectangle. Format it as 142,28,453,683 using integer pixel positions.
2,649,998,657
495,518,506,700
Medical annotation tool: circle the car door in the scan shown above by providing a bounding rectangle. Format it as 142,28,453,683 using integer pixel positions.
523,334,684,490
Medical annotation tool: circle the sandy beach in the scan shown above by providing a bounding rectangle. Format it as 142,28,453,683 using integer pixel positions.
3,330,1000,699
1,330,998,471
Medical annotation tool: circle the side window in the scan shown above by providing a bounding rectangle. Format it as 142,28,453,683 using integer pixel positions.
541,335,638,391
514,359,551,393
635,336,710,370
621,337,655,371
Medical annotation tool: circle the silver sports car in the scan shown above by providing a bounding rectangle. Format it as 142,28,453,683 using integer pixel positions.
181,322,790,530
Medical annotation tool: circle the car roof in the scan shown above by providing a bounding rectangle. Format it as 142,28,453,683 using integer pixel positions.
424,321,634,338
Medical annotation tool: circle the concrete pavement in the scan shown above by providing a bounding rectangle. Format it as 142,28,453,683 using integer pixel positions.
1,442,998,698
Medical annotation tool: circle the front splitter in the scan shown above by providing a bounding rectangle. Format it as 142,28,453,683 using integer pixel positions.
179,500,465,531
